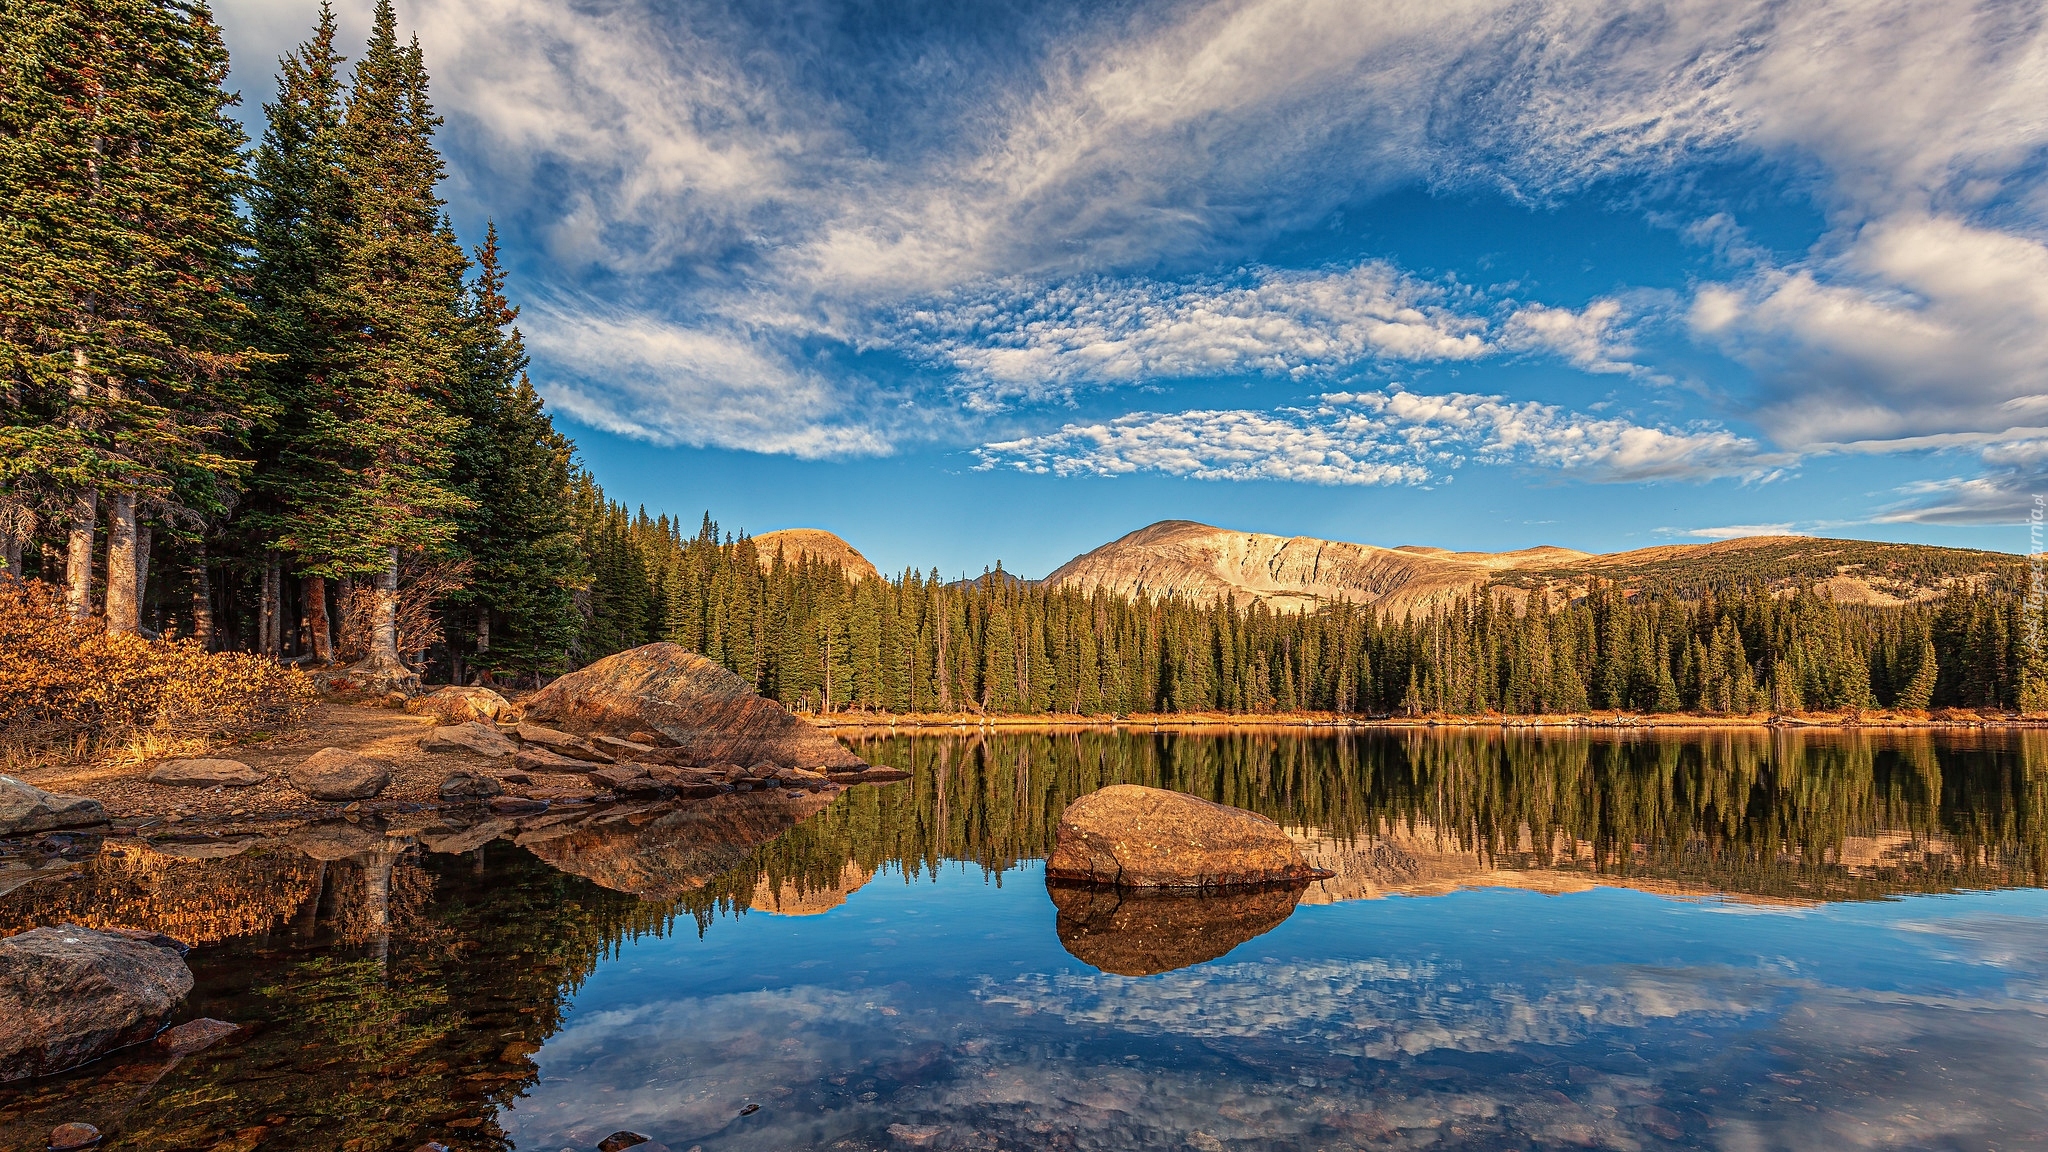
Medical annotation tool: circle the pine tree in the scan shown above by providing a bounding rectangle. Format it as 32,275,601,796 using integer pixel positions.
1896,633,1937,712
0,0,255,631
276,0,472,680
444,224,582,680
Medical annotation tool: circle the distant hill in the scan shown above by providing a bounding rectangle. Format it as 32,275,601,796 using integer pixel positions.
751,528,882,582
1045,520,2019,615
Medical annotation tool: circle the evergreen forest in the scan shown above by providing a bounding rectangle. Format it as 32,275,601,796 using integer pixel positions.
4,0,2044,718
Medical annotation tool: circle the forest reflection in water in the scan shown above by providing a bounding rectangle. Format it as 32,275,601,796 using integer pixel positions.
0,727,2043,1151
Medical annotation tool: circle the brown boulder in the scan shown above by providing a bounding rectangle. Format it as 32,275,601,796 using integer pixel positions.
289,748,392,802
0,926,193,1081
0,776,104,837
1049,882,1306,976
406,685,512,724
421,722,517,758
145,759,267,788
523,644,864,771
1045,785,1327,889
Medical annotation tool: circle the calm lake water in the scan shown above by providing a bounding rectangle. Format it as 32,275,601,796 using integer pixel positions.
3,729,2047,1151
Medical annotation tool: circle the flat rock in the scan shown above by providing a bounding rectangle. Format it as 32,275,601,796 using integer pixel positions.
1049,882,1306,976
511,724,611,762
523,643,865,771
611,778,674,800
593,735,656,757
405,685,513,725
0,926,193,1082
50,1122,102,1150
437,771,503,802
417,819,513,855
1044,784,1327,889
513,747,592,774
145,759,267,788
487,796,548,815
587,764,648,787
0,776,105,837
421,722,516,758
288,748,392,802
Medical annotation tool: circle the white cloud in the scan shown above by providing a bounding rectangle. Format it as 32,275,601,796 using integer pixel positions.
977,388,1785,484
1665,523,1805,540
1498,298,1641,374
897,263,1489,404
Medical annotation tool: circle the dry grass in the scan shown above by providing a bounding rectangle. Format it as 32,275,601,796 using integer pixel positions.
0,576,317,766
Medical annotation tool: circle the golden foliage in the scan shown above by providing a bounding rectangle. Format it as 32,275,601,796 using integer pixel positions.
0,577,316,758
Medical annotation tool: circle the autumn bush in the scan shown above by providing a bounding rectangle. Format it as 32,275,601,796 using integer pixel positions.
0,577,316,760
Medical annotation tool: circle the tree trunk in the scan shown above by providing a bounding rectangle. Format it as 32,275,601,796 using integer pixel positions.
0,523,19,579
104,491,138,633
133,519,151,628
354,545,409,680
190,547,214,649
304,575,332,663
65,490,97,619
259,553,280,656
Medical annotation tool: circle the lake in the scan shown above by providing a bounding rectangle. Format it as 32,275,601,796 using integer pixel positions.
3,728,2046,1151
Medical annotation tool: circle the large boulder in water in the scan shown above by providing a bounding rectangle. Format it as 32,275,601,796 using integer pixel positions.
1045,784,1328,889
0,925,193,1081
524,644,864,771
1049,882,1306,976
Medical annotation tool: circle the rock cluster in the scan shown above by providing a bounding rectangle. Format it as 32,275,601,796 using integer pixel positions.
0,925,193,1082
1044,784,1328,889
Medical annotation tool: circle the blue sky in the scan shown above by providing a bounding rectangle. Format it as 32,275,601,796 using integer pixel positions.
214,0,2048,577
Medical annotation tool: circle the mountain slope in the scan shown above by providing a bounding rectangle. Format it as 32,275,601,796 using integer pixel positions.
751,528,882,582
1045,521,2017,615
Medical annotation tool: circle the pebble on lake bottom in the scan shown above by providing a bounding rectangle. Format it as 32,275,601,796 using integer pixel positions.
597,1132,649,1152
48,1123,101,1151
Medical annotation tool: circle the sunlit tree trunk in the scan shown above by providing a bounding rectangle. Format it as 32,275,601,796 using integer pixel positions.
304,575,332,663
65,491,96,619
190,547,213,649
104,491,139,633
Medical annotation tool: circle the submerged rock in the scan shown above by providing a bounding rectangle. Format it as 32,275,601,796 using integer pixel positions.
154,1017,238,1056
145,759,267,788
0,777,104,837
289,748,392,802
598,1133,650,1152
1044,784,1327,889
1048,882,1307,976
421,722,516,758
523,643,865,771
0,925,193,1082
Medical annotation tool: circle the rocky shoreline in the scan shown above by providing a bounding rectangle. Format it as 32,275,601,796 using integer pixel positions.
810,709,2047,733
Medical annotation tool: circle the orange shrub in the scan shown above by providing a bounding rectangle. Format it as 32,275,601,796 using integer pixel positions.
0,577,316,757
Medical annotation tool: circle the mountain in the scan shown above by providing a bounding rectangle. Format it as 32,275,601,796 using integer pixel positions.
750,528,882,582
1044,520,2018,615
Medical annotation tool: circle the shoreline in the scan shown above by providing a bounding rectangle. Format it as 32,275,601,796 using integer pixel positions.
807,709,2048,734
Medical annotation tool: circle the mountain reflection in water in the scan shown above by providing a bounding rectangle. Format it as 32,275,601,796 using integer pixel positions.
0,728,2043,1151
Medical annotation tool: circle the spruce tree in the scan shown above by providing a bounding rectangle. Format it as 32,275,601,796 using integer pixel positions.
276,0,471,680
1896,633,1938,712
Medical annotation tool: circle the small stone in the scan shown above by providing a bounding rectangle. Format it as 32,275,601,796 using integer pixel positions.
289,748,392,802
738,1103,760,1116
155,1017,239,1056
146,759,267,788
437,771,503,802
625,730,671,747
487,796,548,815
598,1133,650,1152
48,1122,101,1150
513,747,591,773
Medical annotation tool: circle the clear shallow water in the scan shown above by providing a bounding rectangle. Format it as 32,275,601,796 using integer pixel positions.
3,729,2047,1151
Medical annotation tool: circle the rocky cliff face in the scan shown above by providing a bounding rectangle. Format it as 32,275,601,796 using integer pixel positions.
752,528,882,582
